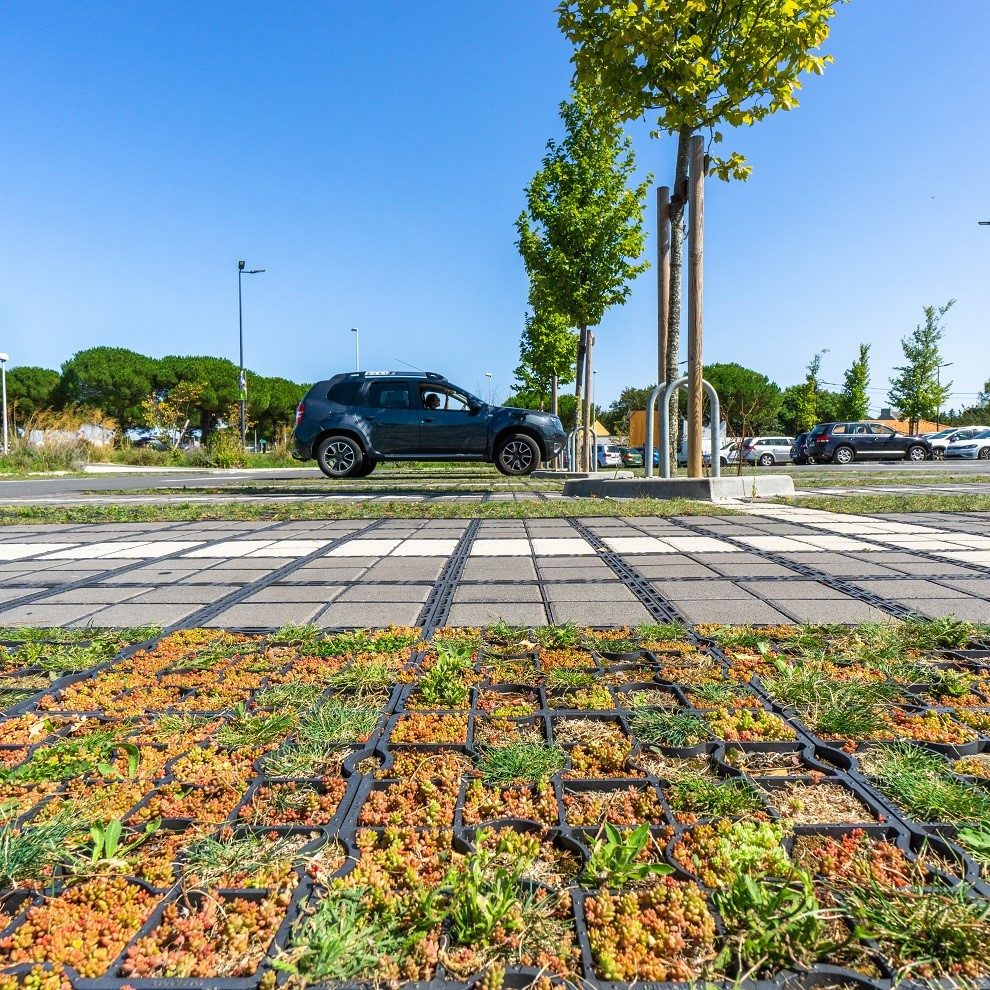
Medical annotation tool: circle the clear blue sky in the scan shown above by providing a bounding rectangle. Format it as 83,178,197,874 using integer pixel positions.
2,1,988,414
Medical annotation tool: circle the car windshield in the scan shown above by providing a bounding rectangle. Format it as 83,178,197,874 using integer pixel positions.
973,429,990,439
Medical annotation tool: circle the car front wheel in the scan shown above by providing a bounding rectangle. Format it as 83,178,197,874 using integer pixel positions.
316,435,365,479
834,445,855,465
494,433,540,476
979,447,990,461
932,447,945,460
905,445,928,462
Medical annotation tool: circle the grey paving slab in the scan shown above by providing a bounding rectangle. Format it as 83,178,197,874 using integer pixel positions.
672,599,792,624
462,560,537,581
0,587,37,603
632,564,724,580
178,569,276,584
447,603,550,627
893,597,989,620
544,583,638,603
778,599,897,623
0,604,99,625
318,602,426,627
549,601,653,625
81,603,201,626
784,557,907,578
849,579,970,600
452,584,545,604
128,585,243,604
41,587,155,605
335,586,430,604
241,586,344,604
652,580,764,601
882,560,983,577
203,603,323,627
740,581,855,601
361,560,446,582
709,562,802,578
936,579,990,596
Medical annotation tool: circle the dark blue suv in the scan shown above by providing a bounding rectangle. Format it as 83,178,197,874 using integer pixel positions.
293,371,566,478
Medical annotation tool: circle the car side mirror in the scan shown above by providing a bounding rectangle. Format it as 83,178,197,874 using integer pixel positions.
468,402,484,414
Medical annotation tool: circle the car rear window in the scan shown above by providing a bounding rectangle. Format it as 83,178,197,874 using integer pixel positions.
327,380,363,405
367,381,414,409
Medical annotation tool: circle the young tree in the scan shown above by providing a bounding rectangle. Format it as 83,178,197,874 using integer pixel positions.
559,0,841,469
59,347,160,432
141,381,206,448
515,309,578,416
888,301,955,434
159,355,243,439
838,344,871,421
601,384,656,436
517,91,650,469
5,366,60,428
788,351,828,433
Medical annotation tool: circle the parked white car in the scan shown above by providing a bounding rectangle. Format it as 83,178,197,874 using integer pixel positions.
595,443,623,468
740,436,795,466
944,429,990,460
929,426,990,459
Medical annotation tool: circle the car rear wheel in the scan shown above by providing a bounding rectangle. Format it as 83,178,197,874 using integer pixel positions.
906,445,928,462
316,435,365,479
757,453,775,466
834,445,855,465
979,447,990,461
494,433,540,476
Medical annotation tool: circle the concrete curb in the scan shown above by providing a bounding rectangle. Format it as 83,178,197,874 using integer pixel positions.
562,475,796,502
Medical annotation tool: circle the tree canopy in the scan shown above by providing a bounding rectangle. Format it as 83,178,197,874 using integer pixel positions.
888,301,955,434
5,366,60,424
701,363,782,435
59,347,159,431
558,0,841,180
837,343,871,421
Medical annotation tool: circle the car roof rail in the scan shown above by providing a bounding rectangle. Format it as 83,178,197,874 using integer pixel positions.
337,370,448,381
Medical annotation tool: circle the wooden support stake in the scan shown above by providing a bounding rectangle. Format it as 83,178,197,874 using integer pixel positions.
687,134,705,479
657,186,671,391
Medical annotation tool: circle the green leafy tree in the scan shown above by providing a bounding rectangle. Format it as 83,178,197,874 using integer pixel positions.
559,0,841,469
159,355,242,439
505,391,579,431
837,344,871,421
59,347,160,432
888,301,955,434
514,309,578,416
792,351,827,433
140,381,205,448
516,91,650,468
5,366,60,427
702,363,782,437
250,376,308,443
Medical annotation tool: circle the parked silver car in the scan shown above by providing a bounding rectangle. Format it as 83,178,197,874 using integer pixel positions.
741,436,795,466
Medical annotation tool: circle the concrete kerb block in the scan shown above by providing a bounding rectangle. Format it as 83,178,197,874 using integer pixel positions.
562,475,796,502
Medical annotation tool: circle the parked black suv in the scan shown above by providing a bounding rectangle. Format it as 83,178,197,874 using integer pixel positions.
790,432,811,465
293,371,566,478
807,422,931,464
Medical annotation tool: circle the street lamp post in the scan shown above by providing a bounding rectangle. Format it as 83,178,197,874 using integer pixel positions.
0,353,8,455
351,328,359,372
237,260,265,450
484,372,493,405
936,361,954,430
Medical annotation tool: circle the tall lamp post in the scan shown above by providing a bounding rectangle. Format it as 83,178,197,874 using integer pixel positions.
351,328,359,372
0,353,8,455
237,260,265,449
484,372,493,405
936,361,954,430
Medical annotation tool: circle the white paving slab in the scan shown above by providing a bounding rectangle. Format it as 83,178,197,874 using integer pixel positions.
934,550,990,564
99,541,206,558
792,534,879,551
736,536,820,551
391,539,460,557
325,539,402,557
184,541,279,558
247,541,331,557
0,543,79,560
662,536,741,553
530,538,597,556
602,537,677,554
40,542,154,559
470,539,533,557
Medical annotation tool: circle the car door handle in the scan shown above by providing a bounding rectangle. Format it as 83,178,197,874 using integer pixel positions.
422,418,434,423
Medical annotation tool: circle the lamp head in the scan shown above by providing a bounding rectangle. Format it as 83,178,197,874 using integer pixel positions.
238,260,245,271
0,353,8,363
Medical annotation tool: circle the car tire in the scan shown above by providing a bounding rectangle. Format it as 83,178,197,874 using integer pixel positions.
905,445,928,462
315,435,365,479
494,433,540,476
979,447,990,461
757,453,775,467
834,445,855,465
932,447,945,460
351,459,376,478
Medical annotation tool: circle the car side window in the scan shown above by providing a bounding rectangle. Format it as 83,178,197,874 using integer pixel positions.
832,425,846,434
421,384,470,412
367,380,415,409
867,425,895,436
326,380,362,405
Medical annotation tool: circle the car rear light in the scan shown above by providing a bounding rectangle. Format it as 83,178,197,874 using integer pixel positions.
744,444,755,451
814,435,828,443
295,401,305,426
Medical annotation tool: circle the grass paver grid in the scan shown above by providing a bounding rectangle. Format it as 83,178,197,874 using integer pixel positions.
2,621,990,987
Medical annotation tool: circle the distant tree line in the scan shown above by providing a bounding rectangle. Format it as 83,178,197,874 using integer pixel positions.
5,347,308,443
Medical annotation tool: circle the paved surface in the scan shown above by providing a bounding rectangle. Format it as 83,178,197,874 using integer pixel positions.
1,507,989,628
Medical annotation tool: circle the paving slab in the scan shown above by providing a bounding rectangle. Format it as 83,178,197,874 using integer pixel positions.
203,603,324,627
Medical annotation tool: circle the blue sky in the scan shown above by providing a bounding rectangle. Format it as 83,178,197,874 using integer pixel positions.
2,1,988,414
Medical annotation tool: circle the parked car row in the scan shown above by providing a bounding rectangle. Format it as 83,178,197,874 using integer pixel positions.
924,425,990,459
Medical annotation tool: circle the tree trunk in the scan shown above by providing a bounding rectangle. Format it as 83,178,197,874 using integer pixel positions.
686,133,705,478
665,126,692,474
582,331,594,472
574,326,587,470
550,371,560,468
657,186,671,389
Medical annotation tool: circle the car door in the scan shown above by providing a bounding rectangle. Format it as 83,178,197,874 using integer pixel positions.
362,379,422,455
867,424,900,458
846,424,875,458
773,438,791,462
418,382,487,455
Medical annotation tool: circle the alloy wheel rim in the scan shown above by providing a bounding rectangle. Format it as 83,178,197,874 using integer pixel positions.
326,441,357,475
909,447,925,461
501,440,534,472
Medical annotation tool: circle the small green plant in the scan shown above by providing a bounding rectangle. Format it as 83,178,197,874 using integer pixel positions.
326,660,396,693
447,846,526,943
715,868,839,977
301,699,381,745
0,818,76,888
486,622,531,647
417,649,470,708
532,624,581,649
582,822,672,887
958,826,990,866
478,743,567,784
252,683,323,711
669,776,764,817
88,818,160,867
546,669,595,689
267,624,322,648
630,711,707,747
216,710,295,748
636,623,688,641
